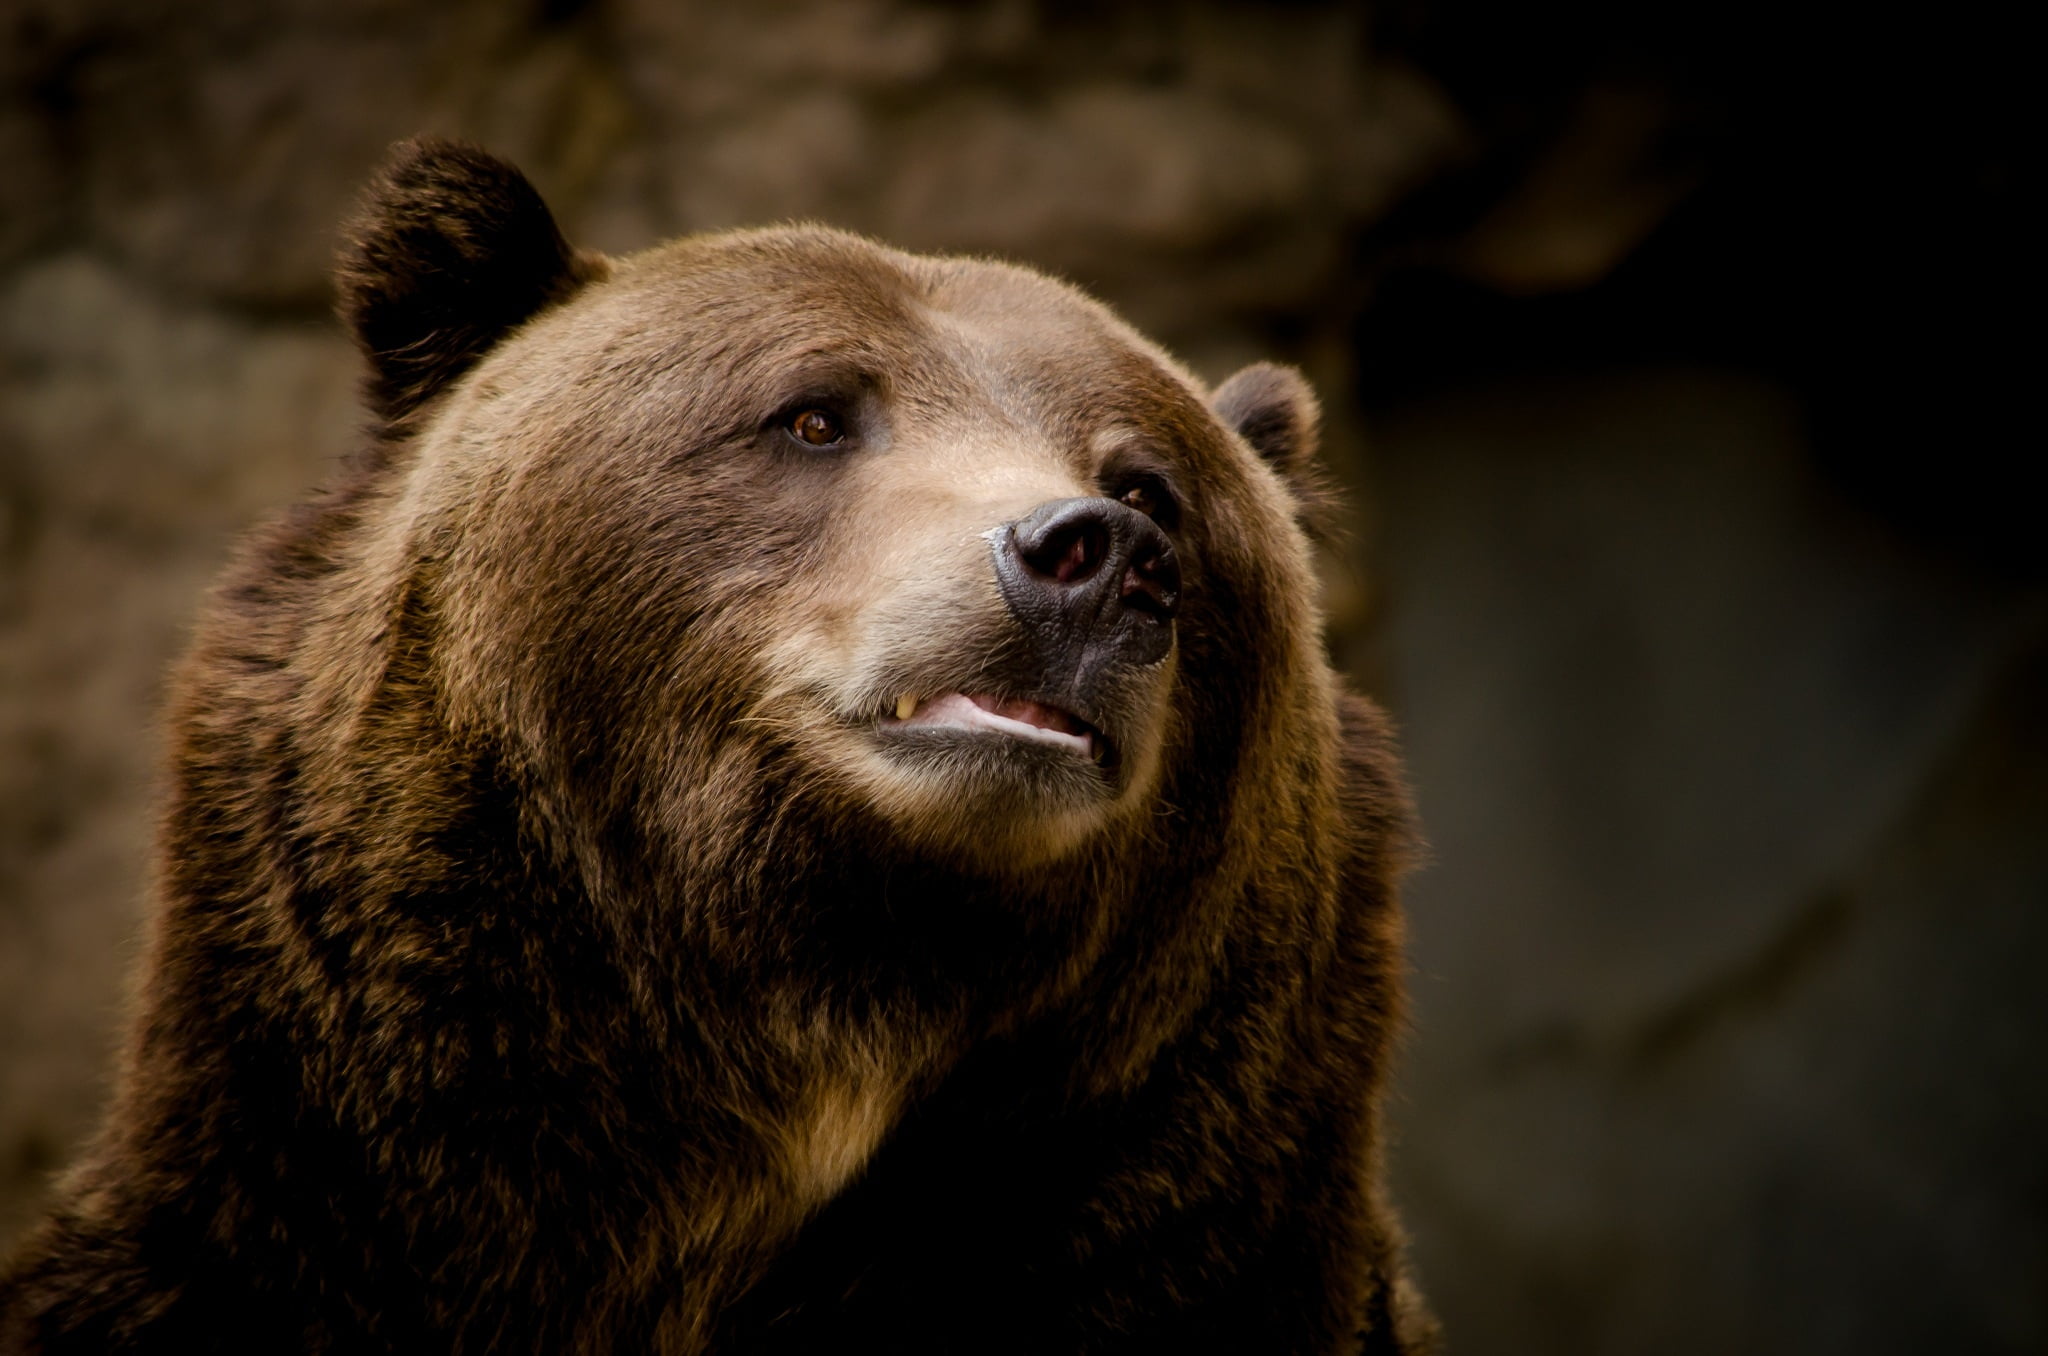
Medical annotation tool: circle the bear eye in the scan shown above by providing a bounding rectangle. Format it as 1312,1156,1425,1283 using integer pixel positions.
1116,475,1179,524
788,409,845,447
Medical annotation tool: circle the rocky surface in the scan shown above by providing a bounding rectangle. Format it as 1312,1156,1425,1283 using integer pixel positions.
1374,369,2048,1352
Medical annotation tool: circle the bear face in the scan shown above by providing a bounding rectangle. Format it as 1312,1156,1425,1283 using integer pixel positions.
368,220,1317,877
0,139,1432,1355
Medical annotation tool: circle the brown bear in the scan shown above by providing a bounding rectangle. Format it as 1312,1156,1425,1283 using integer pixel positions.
0,138,1436,1354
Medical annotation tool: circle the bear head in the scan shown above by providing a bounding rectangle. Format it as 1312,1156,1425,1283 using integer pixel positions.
330,138,1333,892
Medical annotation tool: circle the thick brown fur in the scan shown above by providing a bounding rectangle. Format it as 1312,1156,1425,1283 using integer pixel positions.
0,138,1437,1354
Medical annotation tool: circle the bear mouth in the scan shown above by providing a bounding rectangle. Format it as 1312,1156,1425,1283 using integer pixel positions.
881,692,1106,762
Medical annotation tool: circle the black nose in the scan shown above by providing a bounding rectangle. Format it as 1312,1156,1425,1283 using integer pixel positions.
994,497,1180,666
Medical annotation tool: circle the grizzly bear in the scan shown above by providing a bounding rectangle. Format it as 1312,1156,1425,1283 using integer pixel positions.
0,138,1436,1354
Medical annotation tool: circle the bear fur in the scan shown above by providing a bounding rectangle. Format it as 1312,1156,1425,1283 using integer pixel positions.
0,138,1436,1354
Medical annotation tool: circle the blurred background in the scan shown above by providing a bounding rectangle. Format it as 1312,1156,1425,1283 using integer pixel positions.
1,1,2039,1349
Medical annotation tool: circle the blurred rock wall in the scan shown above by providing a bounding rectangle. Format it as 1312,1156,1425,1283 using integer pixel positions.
1374,371,2046,1353
2,2,2040,1351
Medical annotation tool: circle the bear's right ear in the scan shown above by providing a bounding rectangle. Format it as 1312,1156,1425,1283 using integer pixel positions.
1212,361,1339,537
336,137,608,426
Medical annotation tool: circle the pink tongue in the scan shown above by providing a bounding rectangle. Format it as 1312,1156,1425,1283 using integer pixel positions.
967,693,1085,735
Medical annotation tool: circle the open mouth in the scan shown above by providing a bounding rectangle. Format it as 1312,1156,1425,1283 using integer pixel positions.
882,692,1105,761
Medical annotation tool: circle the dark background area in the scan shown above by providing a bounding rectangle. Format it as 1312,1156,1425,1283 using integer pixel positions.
1,2,2040,1350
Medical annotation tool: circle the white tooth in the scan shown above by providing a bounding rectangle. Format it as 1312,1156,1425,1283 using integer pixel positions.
895,694,917,720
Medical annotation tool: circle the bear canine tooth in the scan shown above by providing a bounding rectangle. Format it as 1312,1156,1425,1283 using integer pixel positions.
895,694,917,720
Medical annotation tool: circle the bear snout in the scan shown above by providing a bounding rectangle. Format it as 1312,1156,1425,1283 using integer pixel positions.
992,496,1179,676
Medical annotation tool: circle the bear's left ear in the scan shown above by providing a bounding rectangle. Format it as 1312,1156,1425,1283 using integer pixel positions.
1212,362,1331,526
337,136,609,427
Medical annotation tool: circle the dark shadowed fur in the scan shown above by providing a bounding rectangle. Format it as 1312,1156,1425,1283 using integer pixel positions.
0,138,1437,1354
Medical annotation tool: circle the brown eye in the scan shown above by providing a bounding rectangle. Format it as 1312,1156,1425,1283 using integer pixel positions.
1119,483,1158,517
790,409,844,446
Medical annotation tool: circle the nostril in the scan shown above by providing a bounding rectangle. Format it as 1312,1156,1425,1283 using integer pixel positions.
1031,521,1109,585
1119,542,1181,620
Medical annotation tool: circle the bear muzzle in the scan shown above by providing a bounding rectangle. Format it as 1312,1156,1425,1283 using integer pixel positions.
966,494,1179,767
868,497,1175,776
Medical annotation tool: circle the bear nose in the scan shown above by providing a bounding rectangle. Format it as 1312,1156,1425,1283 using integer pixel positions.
995,496,1180,640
